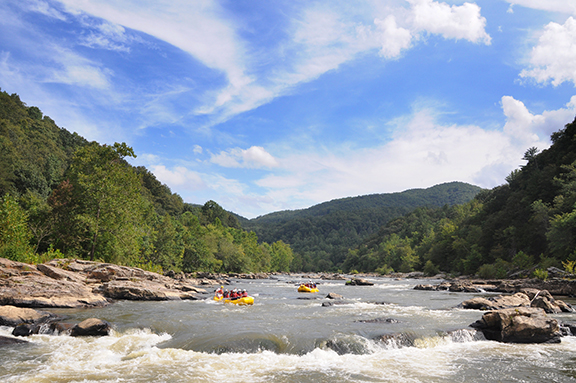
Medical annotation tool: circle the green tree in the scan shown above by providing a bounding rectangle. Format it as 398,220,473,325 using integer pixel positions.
149,214,184,271
0,195,33,262
269,240,294,272
59,142,149,263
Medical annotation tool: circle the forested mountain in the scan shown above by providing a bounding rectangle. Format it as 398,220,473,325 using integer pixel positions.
0,89,292,273
243,182,482,271
342,117,576,277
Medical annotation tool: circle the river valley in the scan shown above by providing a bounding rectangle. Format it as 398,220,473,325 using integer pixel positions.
2,275,576,382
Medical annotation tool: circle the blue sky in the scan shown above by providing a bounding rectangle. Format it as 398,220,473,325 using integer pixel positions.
1,0,576,218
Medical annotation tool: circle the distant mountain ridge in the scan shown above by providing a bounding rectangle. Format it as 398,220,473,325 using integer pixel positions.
246,182,482,224
242,182,483,271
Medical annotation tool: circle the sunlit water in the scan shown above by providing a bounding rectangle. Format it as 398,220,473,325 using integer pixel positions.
2,276,576,382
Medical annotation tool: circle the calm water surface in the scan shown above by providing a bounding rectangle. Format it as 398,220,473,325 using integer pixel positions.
1,275,576,382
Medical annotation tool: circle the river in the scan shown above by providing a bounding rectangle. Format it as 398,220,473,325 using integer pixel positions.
2,275,576,382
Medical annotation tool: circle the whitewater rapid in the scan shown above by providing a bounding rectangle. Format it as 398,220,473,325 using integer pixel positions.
2,276,576,382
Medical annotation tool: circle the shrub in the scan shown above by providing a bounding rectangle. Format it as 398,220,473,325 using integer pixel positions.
0,195,34,262
422,260,439,276
477,264,497,279
375,264,394,275
562,259,576,274
533,268,548,281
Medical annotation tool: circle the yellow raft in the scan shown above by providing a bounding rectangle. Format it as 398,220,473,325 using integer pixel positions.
213,296,254,305
298,284,319,293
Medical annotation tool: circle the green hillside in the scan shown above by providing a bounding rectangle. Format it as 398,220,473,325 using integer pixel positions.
243,182,483,271
0,89,293,274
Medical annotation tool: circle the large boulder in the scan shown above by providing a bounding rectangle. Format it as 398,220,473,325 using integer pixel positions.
345,278,374,286
0,259,109,308
37,263,85,283
0,276,109,308
470,307,560,343
461,292,531,310
70,318,111,337
96,280,186,301
460,290,573,313
449,281,482,293
0,305,56,327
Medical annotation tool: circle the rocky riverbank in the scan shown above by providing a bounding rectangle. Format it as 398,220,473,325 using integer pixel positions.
0,257,217,308
413,278,576,296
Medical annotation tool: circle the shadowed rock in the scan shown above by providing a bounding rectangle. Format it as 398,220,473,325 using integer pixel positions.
70,318,111,337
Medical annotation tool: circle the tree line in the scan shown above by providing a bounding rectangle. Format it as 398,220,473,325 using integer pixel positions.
0,90,293,273
244,182,482,272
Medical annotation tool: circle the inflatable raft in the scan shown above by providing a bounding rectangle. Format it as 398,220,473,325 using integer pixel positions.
298,284,319,293
213,296,254,305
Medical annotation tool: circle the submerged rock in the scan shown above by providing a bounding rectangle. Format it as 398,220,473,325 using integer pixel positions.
355,317,399,324
374,332,417,348
322,300,354,306
0,336,28,346
470,307,560,343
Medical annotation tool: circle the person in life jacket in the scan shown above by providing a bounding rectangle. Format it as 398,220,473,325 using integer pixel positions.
223,289,229,298
215,286,223,298
241,289,248,297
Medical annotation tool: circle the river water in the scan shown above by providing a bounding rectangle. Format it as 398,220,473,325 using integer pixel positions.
2,275,576,382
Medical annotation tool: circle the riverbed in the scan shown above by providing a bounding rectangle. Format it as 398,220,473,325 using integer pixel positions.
2,275,576,382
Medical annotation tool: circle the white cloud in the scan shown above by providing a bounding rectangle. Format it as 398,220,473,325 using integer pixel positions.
242,146,280,168
150,165,206,190
502,95,576,142
409,0,491,44
49,61,111,89
210,146,279,169
520,17,576,86
374,16,413,59
506,0,576,14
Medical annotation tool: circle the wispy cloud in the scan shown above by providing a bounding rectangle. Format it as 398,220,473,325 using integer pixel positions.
506,0,576,15
52,0,492,128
